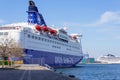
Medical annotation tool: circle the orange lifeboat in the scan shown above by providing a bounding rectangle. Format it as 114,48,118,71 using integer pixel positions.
49,28,57,34
42,26,49,32
35,25,41,31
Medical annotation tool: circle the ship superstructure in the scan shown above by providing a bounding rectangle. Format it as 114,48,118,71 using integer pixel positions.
0,0,83,67
97,54,120,64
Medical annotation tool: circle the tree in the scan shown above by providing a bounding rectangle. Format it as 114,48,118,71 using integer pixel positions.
0,37,24,67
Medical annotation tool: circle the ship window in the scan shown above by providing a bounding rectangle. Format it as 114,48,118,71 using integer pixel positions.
39,37,41,40
0,27,16,30
4,32,8,35
28,34,31,38
41,38,44,41
45,39,47,42
32,35,34,39
46,39,49,42
35,36,37,39
0,32,3,35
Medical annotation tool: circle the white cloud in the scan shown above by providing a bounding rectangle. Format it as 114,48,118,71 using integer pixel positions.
85,11,120,27
61,11,120,28
99,11,120,24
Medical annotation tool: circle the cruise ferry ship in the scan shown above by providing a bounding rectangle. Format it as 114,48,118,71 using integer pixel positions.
97,54,120,64
0,0,83,67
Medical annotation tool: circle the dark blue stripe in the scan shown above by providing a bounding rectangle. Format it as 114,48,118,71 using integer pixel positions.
23,49,83,67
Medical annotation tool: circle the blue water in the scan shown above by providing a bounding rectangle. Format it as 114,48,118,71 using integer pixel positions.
56,64,120,80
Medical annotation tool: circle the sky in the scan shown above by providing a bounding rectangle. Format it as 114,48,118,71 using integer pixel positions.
0,0,120,58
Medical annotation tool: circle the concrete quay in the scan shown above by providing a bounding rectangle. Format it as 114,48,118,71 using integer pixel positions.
0,64,79,80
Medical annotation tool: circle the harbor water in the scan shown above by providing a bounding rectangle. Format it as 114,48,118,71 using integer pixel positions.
56,64,120,80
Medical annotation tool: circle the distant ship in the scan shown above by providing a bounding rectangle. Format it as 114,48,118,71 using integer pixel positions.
0,0,83,67
97,54,120,64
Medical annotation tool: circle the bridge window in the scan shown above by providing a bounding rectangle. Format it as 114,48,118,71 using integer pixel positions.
4,32,8,35
0,32,3,35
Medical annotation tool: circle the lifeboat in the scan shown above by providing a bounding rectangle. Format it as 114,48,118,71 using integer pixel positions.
72,35,77,40
49,28,57,34
35,25,41,31
42,26,49,32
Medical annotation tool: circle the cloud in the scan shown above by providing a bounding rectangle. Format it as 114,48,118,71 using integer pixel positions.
99,11,120,24
85,11,120,27
61,11,120,28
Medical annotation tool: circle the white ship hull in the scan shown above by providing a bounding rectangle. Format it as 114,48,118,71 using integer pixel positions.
97,54,120,64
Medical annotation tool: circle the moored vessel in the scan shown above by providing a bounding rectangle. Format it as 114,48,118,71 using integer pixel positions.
0,0,83,67
97,54,120,64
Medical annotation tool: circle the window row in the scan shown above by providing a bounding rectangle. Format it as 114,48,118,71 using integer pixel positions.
52,45,61,49
0,32,8,35
27,34,80,49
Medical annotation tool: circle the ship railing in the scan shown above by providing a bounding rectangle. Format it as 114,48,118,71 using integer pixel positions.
44,64,54,71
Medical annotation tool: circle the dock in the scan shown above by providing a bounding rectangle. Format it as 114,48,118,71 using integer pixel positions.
0,64,79,80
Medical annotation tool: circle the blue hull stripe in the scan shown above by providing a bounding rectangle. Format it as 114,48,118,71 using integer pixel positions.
23,49,83,67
